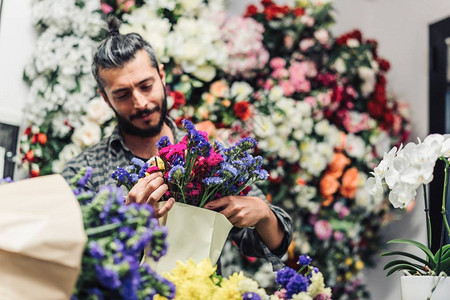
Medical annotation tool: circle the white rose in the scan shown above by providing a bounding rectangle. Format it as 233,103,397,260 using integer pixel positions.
269,86,284,101
192,65,216,82
333,57,347,74
347,38,360,47
87,97,114,124
230,82,253,101
345,134,366,159
314,28,329,44
314,119,330,135
180,0,202,11
72,121,101,148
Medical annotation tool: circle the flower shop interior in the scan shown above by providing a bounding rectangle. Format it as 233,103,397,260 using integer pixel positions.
2,0,450,299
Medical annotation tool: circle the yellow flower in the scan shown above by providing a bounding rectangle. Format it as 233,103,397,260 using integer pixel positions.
344,257,353,266
355,260,364,270
307,271,331,298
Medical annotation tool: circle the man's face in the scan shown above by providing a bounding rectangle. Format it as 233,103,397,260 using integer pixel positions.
98,49,167,137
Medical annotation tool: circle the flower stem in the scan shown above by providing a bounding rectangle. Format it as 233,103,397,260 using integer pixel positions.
423,184,432,250
439,157,450,240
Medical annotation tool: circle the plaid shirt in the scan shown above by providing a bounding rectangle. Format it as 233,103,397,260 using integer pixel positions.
62,119,292,271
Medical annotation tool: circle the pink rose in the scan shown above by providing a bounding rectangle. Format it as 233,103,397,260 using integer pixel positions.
101,3,114,14
314,220,333,240
270,57,286,69
280,80,295,97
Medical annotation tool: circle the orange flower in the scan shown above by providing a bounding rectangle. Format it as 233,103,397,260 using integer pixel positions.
296,177,306,186
320,173,340,206
221,99,231,107
210,80,229,98
326,152,350,178
234,101,252,121
204,93,215,105
195,121,216,138
340,167,359,199
37,133,47,145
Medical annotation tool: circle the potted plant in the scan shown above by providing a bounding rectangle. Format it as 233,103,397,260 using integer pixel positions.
366,134,450,299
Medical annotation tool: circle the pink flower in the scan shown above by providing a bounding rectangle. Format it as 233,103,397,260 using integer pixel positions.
271,68,289,79
275,288,287,299
270,57,286,69
304,96,317,107
314,220,333,240
314,28,330,45
280,80,295,96
299,38,315,52
100,3,114,14
333,231,344,242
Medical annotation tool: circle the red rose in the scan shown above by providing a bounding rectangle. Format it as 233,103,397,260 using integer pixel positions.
331,85,344,103
24,127,32,136
169,90,186,109
349,29,362,42
234,101,252,121
293,7,305,17
30,168,40,177
244,4,258,17
31,134,38,144
384,110,394,126
25,150,34,162
261,0,273,7
378,58,391,72
335,34,348,46
367,101,383,119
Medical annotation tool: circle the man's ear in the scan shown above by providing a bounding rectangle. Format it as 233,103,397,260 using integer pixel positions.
158,64,166,87
98,88,112,108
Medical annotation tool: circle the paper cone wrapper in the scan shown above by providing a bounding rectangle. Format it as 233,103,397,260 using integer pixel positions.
0,175,87,300
145,202,233,274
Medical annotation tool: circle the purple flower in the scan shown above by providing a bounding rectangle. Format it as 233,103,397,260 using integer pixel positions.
236,137,257,151
276,267,297,288
88,241,105,259
286,273,309,298
298,255,312,266
168,165,185,183
243,292,261,300
87,288,104,300
131,157,146,168
182,119,196,132
203,177,224,186
157,136,171,149
77,167,93,187
95,264,121,289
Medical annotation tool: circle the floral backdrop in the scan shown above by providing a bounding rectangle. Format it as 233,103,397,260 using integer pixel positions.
20,0,411,299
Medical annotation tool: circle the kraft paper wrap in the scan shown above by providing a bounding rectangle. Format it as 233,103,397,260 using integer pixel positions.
0,175,87,300
145,201,233,274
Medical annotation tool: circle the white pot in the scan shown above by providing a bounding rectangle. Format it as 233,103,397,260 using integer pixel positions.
401,276,450,300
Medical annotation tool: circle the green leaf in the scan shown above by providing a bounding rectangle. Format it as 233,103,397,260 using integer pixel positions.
387,239,435,262
381,251,433,268
383,260,423,271
385,264,427,277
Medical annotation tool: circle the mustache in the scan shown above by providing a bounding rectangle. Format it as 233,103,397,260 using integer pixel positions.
129,106,160,121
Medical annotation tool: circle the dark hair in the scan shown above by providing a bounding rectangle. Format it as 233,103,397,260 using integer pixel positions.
92,16,159,93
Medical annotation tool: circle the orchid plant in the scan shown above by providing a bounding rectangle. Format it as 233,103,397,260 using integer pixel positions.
366,134,450,277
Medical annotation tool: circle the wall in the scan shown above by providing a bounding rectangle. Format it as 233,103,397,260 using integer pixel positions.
0,0,35,126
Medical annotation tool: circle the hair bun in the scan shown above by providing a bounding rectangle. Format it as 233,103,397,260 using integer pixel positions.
106,15,121,37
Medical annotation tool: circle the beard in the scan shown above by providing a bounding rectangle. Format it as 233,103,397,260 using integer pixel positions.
112,94,168,138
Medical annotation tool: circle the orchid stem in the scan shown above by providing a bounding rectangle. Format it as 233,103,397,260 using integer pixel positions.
437,157,450,274
423,184,432,250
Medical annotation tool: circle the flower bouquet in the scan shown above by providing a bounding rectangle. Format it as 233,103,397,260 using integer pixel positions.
113,119,268,273
70,168,176,299
366,134,450,298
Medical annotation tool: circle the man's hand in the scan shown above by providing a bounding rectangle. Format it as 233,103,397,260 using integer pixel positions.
204,196,270,228
126,171,175,218
204,195,285,251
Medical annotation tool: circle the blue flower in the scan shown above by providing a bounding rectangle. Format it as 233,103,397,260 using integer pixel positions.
298,254,312,266
276,267,297,288
87,288,104,300
285,273,309,298
156,136,171,149
182,119,196,132
131,157,146,168
88,241,105,259
243,292,261,300
168,165,185,183
236,137,257,151
95,264,121,289
203,177,224,186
